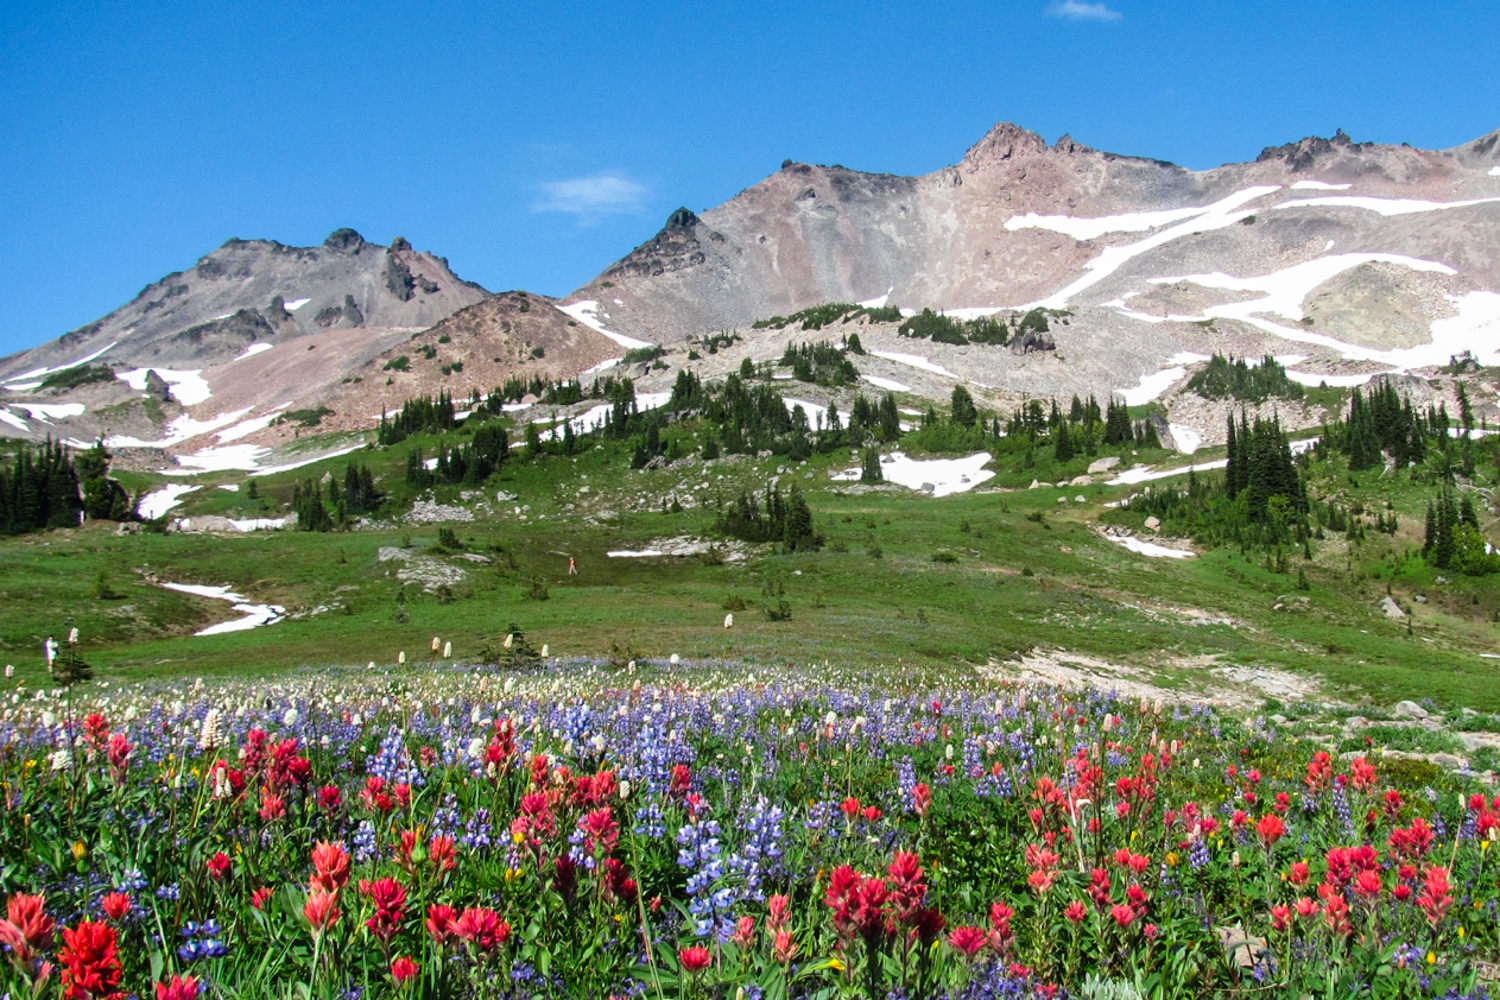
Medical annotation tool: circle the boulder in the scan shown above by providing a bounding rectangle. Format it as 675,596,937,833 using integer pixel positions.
1087,456,1121,474
1144,515,1161,532
1393,700,1429,720
1380,596,1406,619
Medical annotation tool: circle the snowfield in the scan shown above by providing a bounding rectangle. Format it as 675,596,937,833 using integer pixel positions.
1168,424,1203,454
1119,367,1186,405
2,341,118,387
116,367,213,406
1109,535,1196,559
233,343,275,361
536,392,672,441
558,300,654,350
1031,185,1282,308
1273,194,1500,217
1290,180,1351,191
159,582,285,635
831,450,994,497
860,374,911,392
15,402,85,422
870,351,961,379
1005,204,1207,241
137,484,201,519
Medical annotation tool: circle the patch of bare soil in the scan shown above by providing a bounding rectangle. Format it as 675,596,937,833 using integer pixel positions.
983,648,1328,711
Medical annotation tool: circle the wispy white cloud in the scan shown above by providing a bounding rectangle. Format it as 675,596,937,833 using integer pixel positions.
532,172,649,223
1047,0,1122,21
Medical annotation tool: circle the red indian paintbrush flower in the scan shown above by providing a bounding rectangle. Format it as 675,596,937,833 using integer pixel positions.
1417,865,1453,927
309,841,351,892
772,929,797,964
766,894,791,932
154,974,200,1000
390,955,419,984
58,919,124,1000
455,907,510,955
304,889,341,937
426,904,458,946
206,852,231,882
362,877,407,943
99,894,130,922
1255,813,1286,848
678,945,712,973
106,734,130,785
948,925,987,956
0,892,55,967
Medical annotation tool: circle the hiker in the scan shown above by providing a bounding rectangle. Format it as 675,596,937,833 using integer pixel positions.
43,636,58,675
568,557,577,575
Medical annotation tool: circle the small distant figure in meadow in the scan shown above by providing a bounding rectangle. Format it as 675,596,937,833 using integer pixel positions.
568,556,577,575
43,636,58,675
67,627,79,645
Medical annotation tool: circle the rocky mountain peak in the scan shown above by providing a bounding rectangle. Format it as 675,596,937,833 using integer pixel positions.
960,122,1051,167
1256,129,1372,170
323,228,367,253
664,207,700,230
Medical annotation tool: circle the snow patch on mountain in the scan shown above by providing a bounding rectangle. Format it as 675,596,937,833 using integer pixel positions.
116,367,213,405
1109,535,1195,559
138,484,201,519
217,410,285,443
233,343,274,362
1120,367,1186,405
4,342,120,386
1169,424,1203,454
860,374,911,392
108,408,255,449
1033,186,1283,308
1273,194,1500,217
15,402,85,422
831,451,994,497
559,300,654,349
871,351,960,379
1290,180,1351,191
1006,205,1208,241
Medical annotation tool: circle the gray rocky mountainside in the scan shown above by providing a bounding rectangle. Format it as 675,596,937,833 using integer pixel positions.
0,229,621,463
0,229,488,379
4,123,1500,471
566,123,1500,347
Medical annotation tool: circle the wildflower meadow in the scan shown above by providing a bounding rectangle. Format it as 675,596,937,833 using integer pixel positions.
1,655,1497,999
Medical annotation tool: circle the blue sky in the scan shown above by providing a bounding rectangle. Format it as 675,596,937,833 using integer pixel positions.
1,0,1496,359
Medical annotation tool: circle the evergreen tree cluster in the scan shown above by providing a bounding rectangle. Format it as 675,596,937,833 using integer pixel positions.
377,392,458,445
1129,415,1308,552
0,438,84,534
780,341,859,386
897,308,1012,346
1223,413,1309,524
751,303,897,331
1186,354,1304,403
406,422,510,489
1329,381,1442,471
1423,490,1498,574
296,462,385,530
907,391,1158,461
74,439,133,522
290,477,333,532
714,483,822,552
